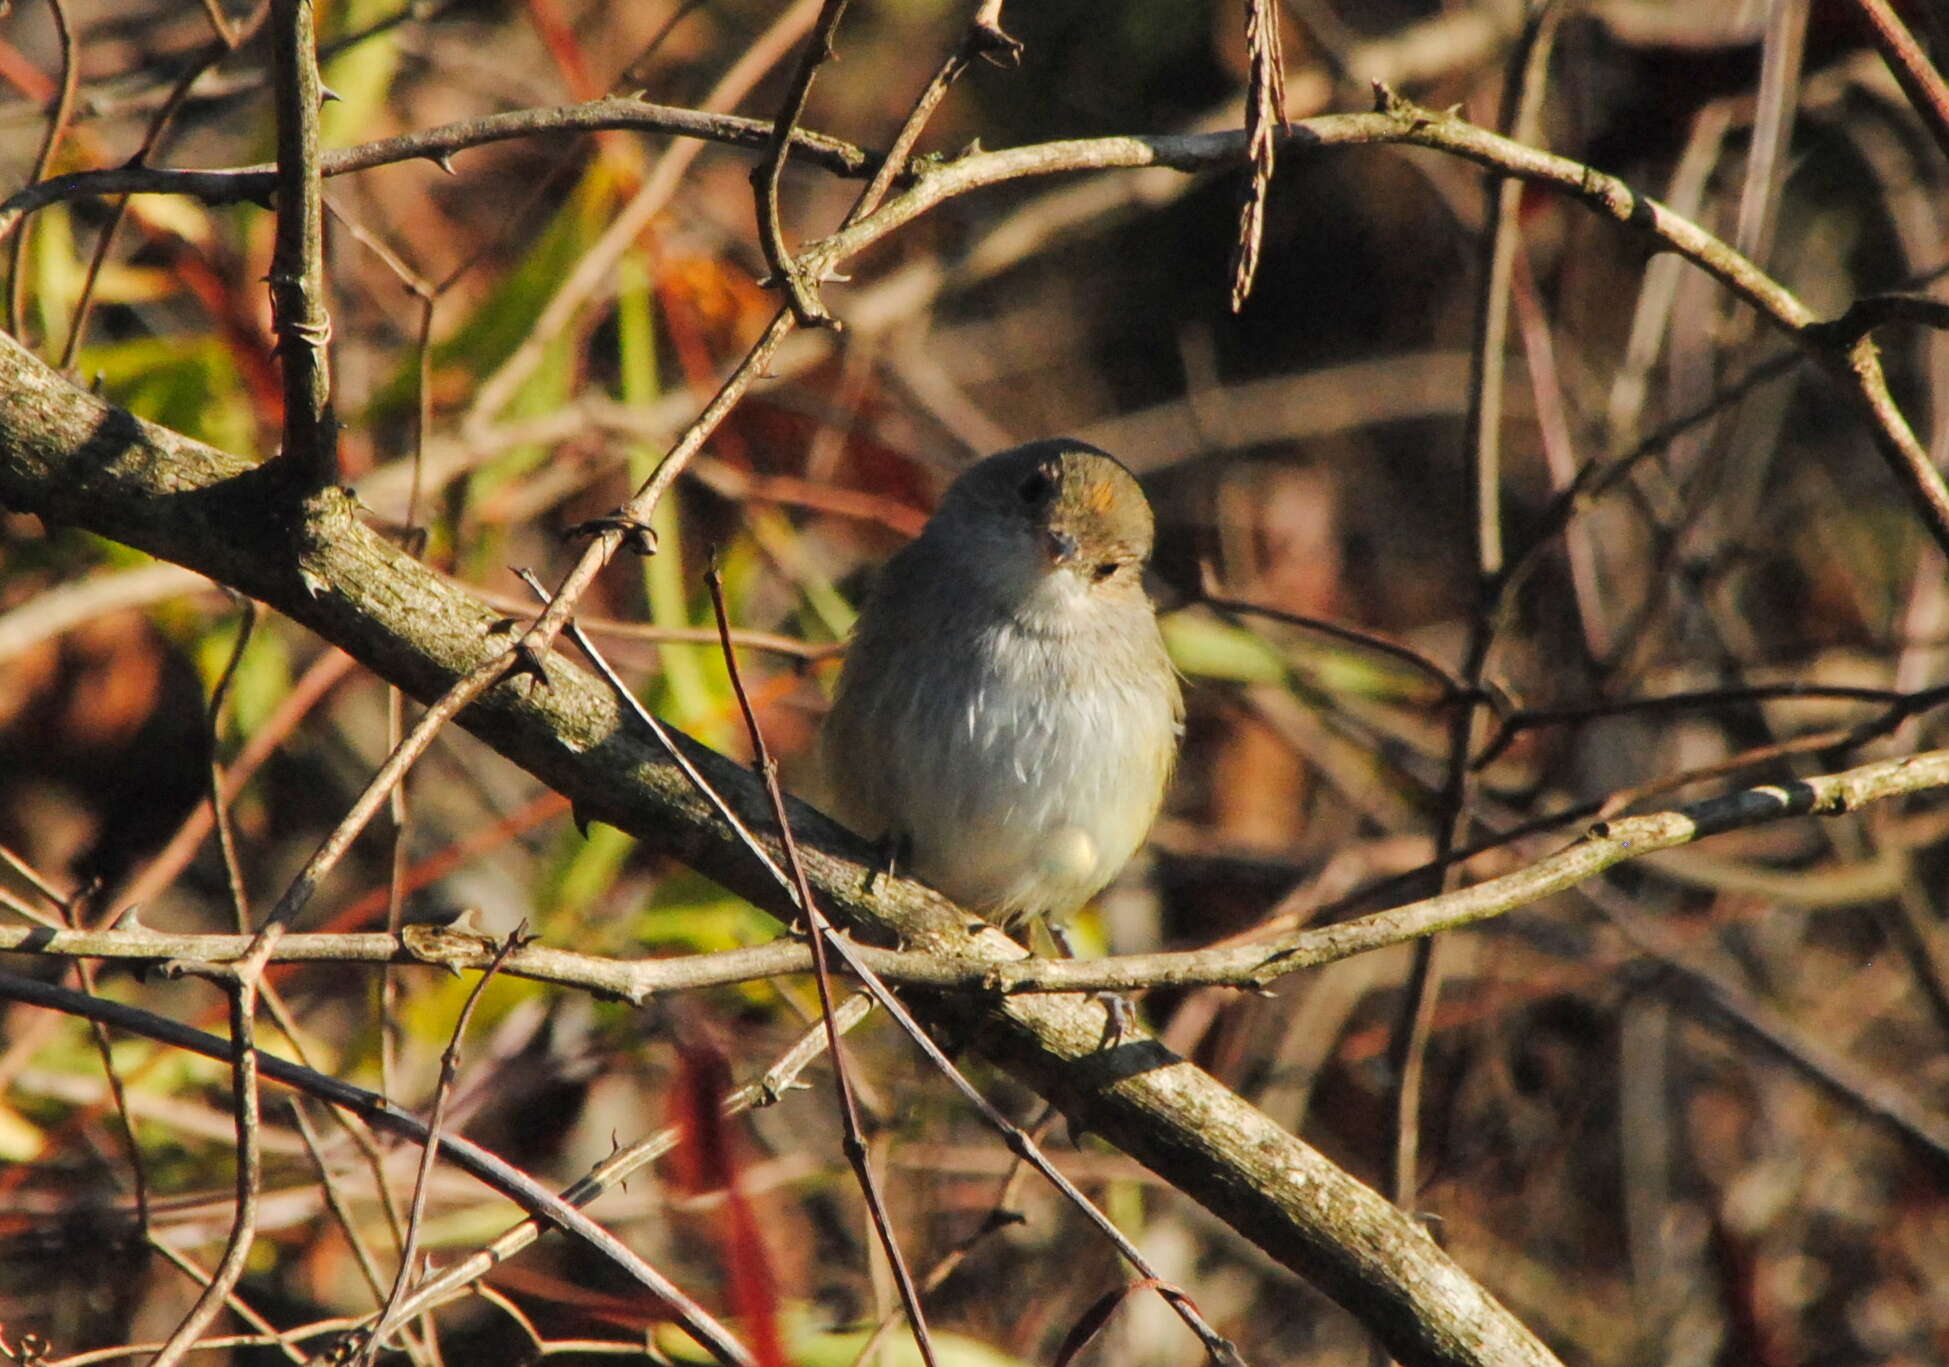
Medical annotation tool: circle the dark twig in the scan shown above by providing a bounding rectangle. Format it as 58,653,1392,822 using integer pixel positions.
59,2,267,369
264,649,521,933
0,101,877,245
147,976,268,1367
703,566,941,1367
751,0,853,327
839,0,1020,232
207,595,259,931
1472,680,1944,770
381,996,874,1329
1198,585,1472,701
356,928,530,1366
1389,2,1561,1210
0,969,759,1367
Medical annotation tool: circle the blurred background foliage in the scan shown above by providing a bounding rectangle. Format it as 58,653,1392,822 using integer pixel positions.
3,0,1949,1363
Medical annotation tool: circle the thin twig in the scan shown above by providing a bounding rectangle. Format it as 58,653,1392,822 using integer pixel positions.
1845,0,1949,164
515,568,792,891
356,928,530,1366
1390,2,1561,1209
379,993,873,1329
838,0,1021,233
0,969,760,1367
59,2,267,368
1197,586,1470,700
751,0,853,327
846,1110,1049,1365
1473,680,1949,769
108,647,358,927
687,617,1244,1363
703,565,941,1367
208,596,258,932
147,977,268,1367
57,884,154,1239
263,650,519,932
0,841,68,911
288,1099,393,1306
7,0,78,343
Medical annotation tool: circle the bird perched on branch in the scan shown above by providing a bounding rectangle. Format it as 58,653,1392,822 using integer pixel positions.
821,439,1182,933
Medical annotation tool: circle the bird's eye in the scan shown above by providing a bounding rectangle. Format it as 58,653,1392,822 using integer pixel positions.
1017,470,1054,504
1092,561,1119,582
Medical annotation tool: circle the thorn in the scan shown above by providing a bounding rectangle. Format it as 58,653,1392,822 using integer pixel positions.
319,84,344,105
508,641,551,688
971,21,1022,66
565,510,658,556
431,152,457,176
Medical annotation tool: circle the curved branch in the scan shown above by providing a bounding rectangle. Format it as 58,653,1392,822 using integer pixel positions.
802,91,1949,553
0,97,878,242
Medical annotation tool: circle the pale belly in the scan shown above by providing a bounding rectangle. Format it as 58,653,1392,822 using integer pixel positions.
828,624,1175,924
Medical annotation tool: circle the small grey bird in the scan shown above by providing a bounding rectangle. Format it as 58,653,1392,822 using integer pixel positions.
820,439,1183,929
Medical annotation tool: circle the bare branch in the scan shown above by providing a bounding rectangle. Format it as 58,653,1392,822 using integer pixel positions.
0,98,876,243
266,0,336,485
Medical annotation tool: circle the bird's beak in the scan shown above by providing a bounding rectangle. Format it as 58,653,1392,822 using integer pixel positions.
1042,527,1080,566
